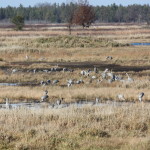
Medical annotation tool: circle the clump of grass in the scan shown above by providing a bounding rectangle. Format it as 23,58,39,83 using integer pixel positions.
35,36,129,48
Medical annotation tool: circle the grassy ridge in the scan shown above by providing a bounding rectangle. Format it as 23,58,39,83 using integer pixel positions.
36,36,129,48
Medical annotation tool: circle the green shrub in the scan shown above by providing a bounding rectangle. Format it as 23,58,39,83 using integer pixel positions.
11,16,24,30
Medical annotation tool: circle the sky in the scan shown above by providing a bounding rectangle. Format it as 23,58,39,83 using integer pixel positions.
1,0,150,7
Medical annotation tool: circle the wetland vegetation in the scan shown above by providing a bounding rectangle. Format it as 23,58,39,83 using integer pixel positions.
0,23,150,149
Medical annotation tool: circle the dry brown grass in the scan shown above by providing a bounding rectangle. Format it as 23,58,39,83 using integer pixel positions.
0,23,150,149
0,82,149,103
0,104,150,149
0,33,149,64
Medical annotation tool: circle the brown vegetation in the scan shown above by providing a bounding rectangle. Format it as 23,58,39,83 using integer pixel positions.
0,23,149,149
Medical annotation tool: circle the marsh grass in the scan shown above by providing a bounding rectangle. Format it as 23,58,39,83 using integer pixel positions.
0,104,150,149
0,24,150,149
0,35,149,64
0,83,149,103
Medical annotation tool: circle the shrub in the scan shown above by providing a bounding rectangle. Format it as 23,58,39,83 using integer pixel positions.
11,16,24,30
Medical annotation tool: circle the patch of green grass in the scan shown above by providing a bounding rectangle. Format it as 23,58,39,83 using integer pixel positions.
35,36,129,48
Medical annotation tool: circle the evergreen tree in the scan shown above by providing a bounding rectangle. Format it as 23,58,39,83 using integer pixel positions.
11,15,24,30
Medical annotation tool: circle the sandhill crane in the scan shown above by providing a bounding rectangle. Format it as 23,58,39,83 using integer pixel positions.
107,70,114,78
108,78,114,83
40,81,47,86
106,56,113,60
76,79,84,84
81,70,90,76
94,67,98,73
67,83,72,87
41,90,49,102
53,80,59,84
67,79,74,84
117,94,125,101
138,92,144,102
47,80,51,84
26,55,29,60
63,68,68,72
12,69,18,74
5,98,11,109
91,76,97,79
97,78,103,84
115,75,123,81
95,97,100,104
107,71,115,83
33,69,36,74
56,98,64,105
81,70,86,76
126,73,134,82
43,70,48,73
101,68,109,79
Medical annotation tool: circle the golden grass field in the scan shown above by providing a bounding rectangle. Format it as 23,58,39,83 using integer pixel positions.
0,23,150,149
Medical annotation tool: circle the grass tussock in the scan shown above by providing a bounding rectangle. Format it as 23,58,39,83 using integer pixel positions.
35,36,129,48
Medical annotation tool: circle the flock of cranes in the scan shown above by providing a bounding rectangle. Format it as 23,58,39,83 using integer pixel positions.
37,67,135,88
36,66,146,106
1,64,147,109
3,91,145,110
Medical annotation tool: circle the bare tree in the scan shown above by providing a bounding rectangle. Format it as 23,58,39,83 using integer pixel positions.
66,0,77,35
73,0,95,28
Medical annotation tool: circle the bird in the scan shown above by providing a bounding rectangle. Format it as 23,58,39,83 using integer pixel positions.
91,76,97,79
138,92,144,102
5,98,11,109
40,81,46,86
81,70,86,76
108,78,114,83
53,80,59,84
56,98,64,105
76,79,84,84
26,55,29,60
106,56,113,60
115,75,123,81
33,69,36,74
126,73,134,82
101,68,109,79
67,79,74,84
94,67,98,73
117,94,125,101
67,82,72,87
47,80,51,84
95,97,100,104
97,78,103,84
12,69,18,74
107,71,114,78
63,68,68,72
41,90,49,102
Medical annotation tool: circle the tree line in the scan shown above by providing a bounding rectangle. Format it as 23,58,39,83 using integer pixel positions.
0,3,150,24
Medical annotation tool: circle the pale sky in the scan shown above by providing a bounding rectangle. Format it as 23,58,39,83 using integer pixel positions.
1,0,150,7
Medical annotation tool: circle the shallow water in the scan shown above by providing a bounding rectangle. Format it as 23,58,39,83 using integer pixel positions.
131,43,150,46
0,100,136,110
0,83,21,86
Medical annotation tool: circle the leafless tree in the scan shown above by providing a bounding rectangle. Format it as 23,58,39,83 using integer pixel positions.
66,0,77,34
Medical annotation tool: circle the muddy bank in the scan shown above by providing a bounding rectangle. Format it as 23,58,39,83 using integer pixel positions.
10,61,150,72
